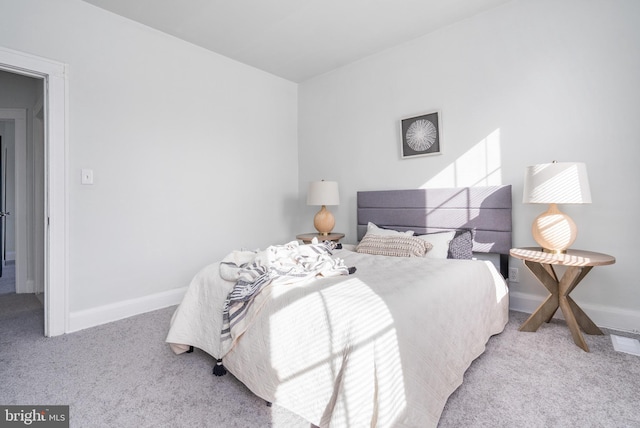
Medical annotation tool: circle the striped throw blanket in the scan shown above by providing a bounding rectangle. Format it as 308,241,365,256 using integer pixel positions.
219,240,350,350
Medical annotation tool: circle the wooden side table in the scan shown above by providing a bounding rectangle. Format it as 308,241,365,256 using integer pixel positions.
510,247,615,352
296,233,344,244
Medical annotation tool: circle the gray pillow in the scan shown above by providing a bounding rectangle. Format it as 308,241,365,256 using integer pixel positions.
448,229,473,259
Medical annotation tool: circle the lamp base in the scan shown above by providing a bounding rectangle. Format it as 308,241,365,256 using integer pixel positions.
532,203,577,253
542,248,567,255
314,205,335,235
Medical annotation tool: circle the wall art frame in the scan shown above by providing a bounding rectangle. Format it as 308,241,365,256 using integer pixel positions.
400,111,442,159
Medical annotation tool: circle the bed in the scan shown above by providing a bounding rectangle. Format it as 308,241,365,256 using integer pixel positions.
166,185,512,427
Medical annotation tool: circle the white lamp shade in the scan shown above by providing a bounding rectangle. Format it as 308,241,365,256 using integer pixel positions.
307,181,340,206
523,162,592,204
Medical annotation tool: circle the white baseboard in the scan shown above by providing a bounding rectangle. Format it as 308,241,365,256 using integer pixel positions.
68,286,188,333
509,290,640,334
17,279,36,294
64,288,640,335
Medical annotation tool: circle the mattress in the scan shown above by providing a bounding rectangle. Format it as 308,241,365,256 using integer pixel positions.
166,247,509,427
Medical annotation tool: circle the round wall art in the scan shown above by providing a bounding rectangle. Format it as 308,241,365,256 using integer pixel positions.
400,111,441,158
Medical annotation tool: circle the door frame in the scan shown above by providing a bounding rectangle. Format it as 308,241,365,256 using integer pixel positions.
0,46,68,337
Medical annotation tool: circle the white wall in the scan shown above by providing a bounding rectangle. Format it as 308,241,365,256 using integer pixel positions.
298,0,640,331
0,0,298,323
2,0,638,333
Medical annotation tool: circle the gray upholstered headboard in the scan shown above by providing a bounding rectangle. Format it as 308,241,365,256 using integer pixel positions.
357,185,512,277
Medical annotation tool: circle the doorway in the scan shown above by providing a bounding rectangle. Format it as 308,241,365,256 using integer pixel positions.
0,107,28,297
0,46,68,336
0,73,45,303
0,132,14,295
0,132,16,294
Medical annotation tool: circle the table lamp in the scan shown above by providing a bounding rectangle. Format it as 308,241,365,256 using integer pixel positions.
523,161,591,253
307,180,340,235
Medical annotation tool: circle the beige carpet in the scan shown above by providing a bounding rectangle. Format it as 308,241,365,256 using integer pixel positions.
1,293,638,427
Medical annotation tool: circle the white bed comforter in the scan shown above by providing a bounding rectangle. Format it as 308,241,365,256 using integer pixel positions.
166,249,509,427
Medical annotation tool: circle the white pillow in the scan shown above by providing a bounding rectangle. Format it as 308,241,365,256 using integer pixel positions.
416,231,456,259
366,222,414,237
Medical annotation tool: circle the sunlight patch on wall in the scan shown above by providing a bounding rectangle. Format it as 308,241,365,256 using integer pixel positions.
421,129,502,188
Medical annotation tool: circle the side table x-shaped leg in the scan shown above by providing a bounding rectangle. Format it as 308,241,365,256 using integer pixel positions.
519,261,602,351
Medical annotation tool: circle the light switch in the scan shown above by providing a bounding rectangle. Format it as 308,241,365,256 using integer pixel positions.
81,169,94,185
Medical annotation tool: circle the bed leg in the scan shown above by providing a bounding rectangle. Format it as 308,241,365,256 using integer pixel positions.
186,346,194,353
213,359,227,376
265,401,272,407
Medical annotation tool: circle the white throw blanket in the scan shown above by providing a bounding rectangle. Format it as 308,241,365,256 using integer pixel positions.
219,240,350,355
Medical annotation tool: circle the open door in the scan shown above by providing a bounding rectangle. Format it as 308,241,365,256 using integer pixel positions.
0,134,3,278
0,134,9,278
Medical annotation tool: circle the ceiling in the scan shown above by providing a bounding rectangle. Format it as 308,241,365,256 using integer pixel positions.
82,0,511,83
